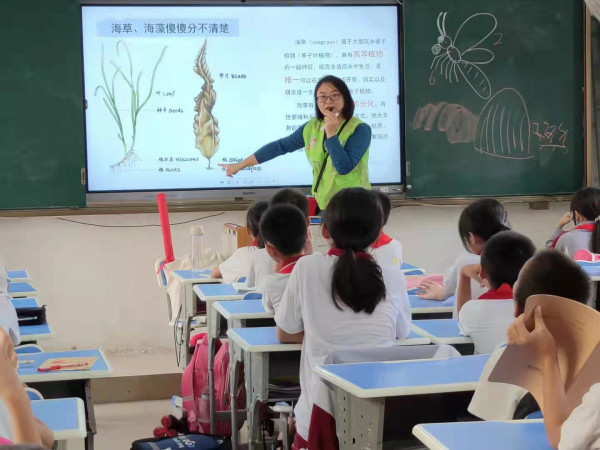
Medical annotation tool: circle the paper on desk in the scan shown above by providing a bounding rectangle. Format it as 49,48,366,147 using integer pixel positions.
38,356,98,371
489,295,600,412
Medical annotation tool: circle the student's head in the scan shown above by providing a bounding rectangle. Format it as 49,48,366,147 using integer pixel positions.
479,231,536,290
570,187,600,252
260,204,307,263
373,190,391,227
269,188,310,222
458,198,511,254
314,75,355,121
513,249,591,316
246,201,269,248
322,188,386,314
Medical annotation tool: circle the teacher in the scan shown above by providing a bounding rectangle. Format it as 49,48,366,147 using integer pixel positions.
219,75,372,212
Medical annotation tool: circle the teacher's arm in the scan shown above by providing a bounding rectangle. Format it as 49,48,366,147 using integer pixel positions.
219,124,307,177
324,123,371,175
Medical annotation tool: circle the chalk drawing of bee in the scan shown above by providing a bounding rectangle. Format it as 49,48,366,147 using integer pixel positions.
431,12,498,99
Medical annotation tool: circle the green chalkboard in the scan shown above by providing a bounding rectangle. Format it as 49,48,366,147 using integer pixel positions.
0,0,85,209
403,0,584,197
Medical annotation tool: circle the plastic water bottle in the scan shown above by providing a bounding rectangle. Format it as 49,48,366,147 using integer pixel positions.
191,225,205,275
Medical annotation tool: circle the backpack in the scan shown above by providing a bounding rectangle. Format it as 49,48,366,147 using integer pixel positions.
131,434,231,450
181,334,245,436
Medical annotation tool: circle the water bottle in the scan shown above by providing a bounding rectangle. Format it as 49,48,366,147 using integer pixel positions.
191,225,205,275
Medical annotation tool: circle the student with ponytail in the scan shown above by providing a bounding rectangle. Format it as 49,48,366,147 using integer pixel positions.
547,187,600,257
418,199,511,312
274,188,411,450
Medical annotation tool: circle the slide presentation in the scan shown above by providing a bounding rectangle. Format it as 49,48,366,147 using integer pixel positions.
82,5,402,192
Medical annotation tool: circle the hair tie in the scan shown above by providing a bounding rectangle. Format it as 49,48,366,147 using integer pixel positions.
328,247,373,260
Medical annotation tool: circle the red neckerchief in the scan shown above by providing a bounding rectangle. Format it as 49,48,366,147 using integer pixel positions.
551,223,595,248
251,240,258,247
372,233,393,249
479,283,514,300
328,247,372,260
279,255,303,274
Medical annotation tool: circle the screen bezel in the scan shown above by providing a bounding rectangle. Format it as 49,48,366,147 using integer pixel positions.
80,0,405,204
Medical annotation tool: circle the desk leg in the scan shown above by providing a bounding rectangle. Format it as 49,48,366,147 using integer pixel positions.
333,387,384,450
29,379,96,450
229,334,244,450
207,302,217,433
247,351,269,450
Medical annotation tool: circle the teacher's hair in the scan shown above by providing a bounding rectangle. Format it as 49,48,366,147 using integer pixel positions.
314,75,355,121
324,188,386,314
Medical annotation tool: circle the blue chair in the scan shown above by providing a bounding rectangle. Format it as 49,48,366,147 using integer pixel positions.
526,410,543,420
243,292,263,300
15,344,44,354
25,387,43,401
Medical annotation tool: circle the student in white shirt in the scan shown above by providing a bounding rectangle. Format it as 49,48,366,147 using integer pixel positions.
418,198,511,317
506,303,599,449
469,249,591,421
260,204,307,313
457,231,536,354
370,190,402,267
274,188,411,449
546,186,600,257
268,188,314,258
210,201,268,283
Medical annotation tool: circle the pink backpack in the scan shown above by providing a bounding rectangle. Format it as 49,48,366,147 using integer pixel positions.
181,333,245,436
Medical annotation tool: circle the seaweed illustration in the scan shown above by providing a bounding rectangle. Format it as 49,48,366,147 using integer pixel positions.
193,39,220,169
94,41,167,170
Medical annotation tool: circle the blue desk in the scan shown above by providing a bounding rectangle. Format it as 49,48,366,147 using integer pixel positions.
578,262,600,281
7,269,29,281
8,281,38,298
11,296,39,309
193,284,245,433
413,420,550,450
316,354,490,450
402,262,426,276
32,398,86,442
18,349,112,450
411,319,474,345
228,327,302,448
171,269,221,369
20,323,53,342
410,295,455,314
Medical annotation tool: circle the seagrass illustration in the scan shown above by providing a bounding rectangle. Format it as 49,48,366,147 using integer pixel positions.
94,41,167,170
193,39,220,169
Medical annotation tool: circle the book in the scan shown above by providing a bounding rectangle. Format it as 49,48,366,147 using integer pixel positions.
489,294,600,412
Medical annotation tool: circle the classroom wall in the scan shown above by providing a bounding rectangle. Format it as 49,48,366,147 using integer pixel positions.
0,201,571,351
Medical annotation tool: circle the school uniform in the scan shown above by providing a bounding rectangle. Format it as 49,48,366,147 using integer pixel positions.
559,383,600,449
218,246,258,284
370,233,403,268
547,221,594,257
468,345,528,420
458,289,515,355
275,252,411,443
261,256,303,314
246,248,276,292
443,252,487,318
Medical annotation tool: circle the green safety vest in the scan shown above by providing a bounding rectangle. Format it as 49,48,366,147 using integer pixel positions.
303,116,371,210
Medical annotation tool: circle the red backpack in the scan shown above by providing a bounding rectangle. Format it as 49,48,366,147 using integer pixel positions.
181,333,245,436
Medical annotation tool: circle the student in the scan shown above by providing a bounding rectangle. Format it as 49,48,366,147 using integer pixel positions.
547,186,600,257
418,199,511,315
457,231,536,354
260,204,307,313
0,326,54,448
370,190,402,267
274,187,411,449
210,201,269,283
468,249,591,421
269,188,313,257
507,306,600,449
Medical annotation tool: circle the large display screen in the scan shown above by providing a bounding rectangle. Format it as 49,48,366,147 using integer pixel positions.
82,5,402,192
